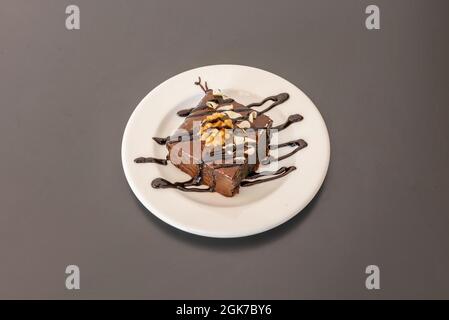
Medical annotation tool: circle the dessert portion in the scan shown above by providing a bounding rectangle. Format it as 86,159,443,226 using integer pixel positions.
135,78,307,197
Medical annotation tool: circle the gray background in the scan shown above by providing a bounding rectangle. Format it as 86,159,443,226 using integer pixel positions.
0,0,448,299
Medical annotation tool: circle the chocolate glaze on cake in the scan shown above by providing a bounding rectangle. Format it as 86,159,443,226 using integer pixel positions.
135,77,308,197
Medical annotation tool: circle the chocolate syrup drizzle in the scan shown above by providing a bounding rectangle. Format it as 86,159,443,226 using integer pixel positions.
241,166,297,187
152,112,302,147
152,136,169,145
152,131,196,145
151,162,214,192
270,114,304,131
176,108,195,117
177,93,289,119
246,93,290,115
135,78,308,193
262,139,308,164
195,76,210,93
134,157,168,165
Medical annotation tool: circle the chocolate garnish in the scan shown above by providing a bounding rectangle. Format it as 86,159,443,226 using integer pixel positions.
194,76,210,93
262,139,308,164
271,114,303,131
177,108,194,117
246,93,289,115
152,136,169,145
134,157,168,165
153,131,197,145
240,166,296,187
151,162,214,192
151,178,213,192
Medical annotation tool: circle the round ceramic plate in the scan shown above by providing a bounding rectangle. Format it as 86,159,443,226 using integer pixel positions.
122,65,330,238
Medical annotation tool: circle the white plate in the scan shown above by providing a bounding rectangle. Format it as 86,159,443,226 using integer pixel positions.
121,65,330,238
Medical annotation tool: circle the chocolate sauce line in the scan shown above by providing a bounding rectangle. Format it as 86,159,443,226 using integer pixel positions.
270,138,307,150
182,106,240,119
151,162,214,193
270,114,303,131
148,136,307,168
139,81,307,194
246,93,290,115
178,97,236,117
134,157,168,165
176,108,194,117
177,93,289,118
152,132,196,145
141,138,258,170
179,94,291,131
152,136,169,145
263,139,308,164
240,166,296,187
244,167,289,180
195,76,210,93
151,177,213,192
177,95,235,117
135,155,242,170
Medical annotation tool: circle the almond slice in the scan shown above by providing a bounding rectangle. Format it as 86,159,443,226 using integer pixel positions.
206,101,219,109
248,111,258,123
223,110,242,119
237,120,251,129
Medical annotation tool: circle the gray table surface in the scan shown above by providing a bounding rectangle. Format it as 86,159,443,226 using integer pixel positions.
1,0,448,299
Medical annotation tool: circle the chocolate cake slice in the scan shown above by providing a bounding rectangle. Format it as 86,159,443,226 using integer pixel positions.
165,86,273,197
136,77,307,198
